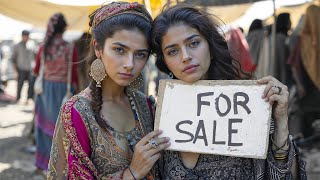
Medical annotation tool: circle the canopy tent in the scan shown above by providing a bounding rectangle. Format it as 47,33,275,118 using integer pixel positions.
0,0,172,31
0,0,315,32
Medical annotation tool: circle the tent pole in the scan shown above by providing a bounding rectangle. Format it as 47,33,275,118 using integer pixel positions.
271,0,277,76
144,0,152,15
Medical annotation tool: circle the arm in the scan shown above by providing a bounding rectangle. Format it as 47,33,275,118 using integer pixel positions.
47,103,94,179
10,44,18,72
33,46,43,76
258,76,307,179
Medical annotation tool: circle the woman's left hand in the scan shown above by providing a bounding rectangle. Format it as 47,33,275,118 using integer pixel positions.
257,76,289,129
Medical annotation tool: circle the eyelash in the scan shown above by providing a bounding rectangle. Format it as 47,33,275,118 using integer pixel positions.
114,47,125,54
135,52,147,59
167,40,200,56
114,47,147,60
190,41,200,48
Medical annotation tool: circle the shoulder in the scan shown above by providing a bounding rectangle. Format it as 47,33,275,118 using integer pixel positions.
60,92,93,118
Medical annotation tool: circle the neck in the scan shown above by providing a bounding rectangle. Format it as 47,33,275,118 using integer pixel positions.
101,77,127,102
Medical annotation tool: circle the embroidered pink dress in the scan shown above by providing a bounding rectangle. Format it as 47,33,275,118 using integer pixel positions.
47,91,158,179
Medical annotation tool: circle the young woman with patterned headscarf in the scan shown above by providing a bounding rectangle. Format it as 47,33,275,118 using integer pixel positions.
47,2,169,179
33,13,78,171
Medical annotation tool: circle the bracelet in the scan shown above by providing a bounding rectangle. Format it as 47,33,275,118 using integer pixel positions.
273,152,288,161
270,135,288,152
128,166,137,180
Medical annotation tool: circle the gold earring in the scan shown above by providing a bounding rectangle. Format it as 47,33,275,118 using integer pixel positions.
89,58,107,87
129,74,144,92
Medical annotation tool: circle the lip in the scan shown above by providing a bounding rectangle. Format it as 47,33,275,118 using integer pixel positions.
182,64,199,73
119,73,134,78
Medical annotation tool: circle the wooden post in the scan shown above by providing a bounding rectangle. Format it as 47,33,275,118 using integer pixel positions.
271,0,277,75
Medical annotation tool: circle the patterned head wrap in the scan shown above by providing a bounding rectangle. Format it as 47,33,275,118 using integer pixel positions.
89,1,152,28
44,13,66,45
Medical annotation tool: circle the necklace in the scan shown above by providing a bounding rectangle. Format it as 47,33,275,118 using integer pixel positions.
100,114,141,140
99,94,142,142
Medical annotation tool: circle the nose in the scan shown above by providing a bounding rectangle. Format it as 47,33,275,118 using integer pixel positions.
123,54,134,70
181,47,191,63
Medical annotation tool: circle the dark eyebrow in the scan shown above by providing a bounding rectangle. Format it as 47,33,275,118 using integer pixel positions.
163,34,200,51
112,42,149,52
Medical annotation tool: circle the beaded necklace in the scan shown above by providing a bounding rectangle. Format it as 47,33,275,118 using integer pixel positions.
99,94,142,152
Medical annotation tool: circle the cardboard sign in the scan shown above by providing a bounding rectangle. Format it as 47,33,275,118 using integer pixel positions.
155,80,272,159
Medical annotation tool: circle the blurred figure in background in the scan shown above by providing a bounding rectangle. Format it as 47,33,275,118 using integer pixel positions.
274,13,292,87
33,13,78,171
246,19,264,66
225,27,256,74
246,19,272,79
11,30,34,103
299,4,320,138
74,32,91,91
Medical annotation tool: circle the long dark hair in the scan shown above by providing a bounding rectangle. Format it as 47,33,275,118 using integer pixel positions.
44,13,67,59
248,19,263,33
152,5,251,80
87,5,152,122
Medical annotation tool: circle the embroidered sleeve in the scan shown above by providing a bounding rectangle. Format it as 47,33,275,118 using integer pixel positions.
47,109,69,180
67,107,93,179
265,136,307,179
47,97,98,180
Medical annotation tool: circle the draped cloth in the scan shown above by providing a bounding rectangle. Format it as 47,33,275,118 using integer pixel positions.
226,28,256,73
47,90,158,179
300,4,320,89
159,122,307,180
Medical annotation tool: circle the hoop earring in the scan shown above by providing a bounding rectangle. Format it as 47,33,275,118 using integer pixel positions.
89,58,107,87
168,72,174,79
129,74,143,92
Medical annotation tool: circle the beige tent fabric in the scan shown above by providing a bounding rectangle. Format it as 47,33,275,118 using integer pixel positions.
206,3,252,24
0,0,313,31
0,0,90,30
264,2,315,31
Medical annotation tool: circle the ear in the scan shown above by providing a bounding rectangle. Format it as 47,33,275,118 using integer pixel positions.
93,39,102,58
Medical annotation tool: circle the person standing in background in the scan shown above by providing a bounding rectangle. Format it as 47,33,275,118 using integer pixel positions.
11,30,34,104
33,13,78,171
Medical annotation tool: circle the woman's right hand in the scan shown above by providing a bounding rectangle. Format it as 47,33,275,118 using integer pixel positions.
129,130,170,179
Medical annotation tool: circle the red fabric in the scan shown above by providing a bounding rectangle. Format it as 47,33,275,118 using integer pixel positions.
226,28,256,72
33,46,43,76
33,44,78,86
68,107,94,179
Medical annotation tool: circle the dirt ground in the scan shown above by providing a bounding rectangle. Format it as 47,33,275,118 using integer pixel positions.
0,80,319,179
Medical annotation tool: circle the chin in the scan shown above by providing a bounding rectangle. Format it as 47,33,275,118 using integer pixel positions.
115,80,132,87
178,74,202,83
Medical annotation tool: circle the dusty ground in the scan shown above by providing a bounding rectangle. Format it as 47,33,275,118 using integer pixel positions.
0,80,319,179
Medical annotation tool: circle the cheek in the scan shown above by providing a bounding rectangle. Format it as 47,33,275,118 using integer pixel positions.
164,57,178,72
135,60,147,71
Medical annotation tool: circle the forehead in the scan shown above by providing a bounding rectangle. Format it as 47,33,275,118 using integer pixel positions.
106,29,148,49
162,24,200,48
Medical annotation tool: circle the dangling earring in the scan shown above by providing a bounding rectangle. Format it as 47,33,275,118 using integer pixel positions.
89,58,107,87
129,74,144,92
168,72,174,79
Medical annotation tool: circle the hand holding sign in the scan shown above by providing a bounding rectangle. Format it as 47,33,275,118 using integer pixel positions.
258,76,290,152
155,80,272,159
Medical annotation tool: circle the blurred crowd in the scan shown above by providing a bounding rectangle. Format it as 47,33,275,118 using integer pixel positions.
0,2,319,175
